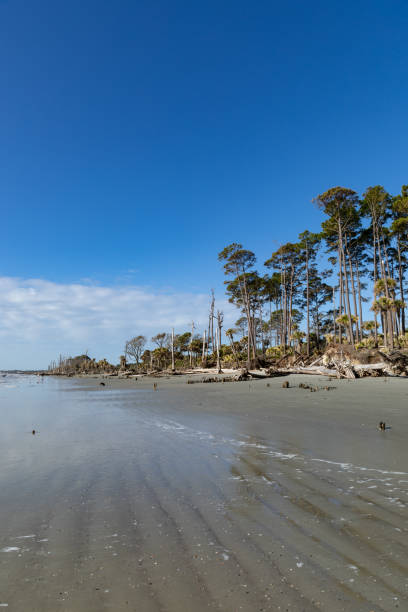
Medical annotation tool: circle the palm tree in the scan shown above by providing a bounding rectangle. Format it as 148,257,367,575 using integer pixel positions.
373,278,397,347
226,328,240,368
362,320,376,337
335,314,358,344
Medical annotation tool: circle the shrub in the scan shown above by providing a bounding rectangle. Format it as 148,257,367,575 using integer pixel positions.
265,346,285,360
222,354,236,366
398,333,408,348
356,337,376,349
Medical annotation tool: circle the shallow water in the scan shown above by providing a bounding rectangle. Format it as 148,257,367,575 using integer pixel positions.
0,373,407,610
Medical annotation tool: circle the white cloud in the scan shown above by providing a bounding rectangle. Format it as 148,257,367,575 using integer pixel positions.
0,277,237,370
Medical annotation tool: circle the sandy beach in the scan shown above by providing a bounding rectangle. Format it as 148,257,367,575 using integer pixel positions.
0,372,407,611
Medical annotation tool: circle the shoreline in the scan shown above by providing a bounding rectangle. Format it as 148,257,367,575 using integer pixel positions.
36,345,408,381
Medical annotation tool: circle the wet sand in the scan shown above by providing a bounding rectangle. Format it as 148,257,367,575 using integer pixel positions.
0,373,407,611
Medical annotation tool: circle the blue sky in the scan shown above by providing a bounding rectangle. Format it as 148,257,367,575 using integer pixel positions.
1,0,407,368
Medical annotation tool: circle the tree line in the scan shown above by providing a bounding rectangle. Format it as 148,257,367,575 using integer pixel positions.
124,184,408,370
49,184,408,373
218,185,408,363
124,311,225,371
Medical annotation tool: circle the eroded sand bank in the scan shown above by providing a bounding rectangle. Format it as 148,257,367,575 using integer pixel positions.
0,373,407,611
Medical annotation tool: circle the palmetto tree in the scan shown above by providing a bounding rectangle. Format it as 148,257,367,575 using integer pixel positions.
335,314,358,343
291,328,306,349
373,277,397,347
362,320,376,337
225,328,240,368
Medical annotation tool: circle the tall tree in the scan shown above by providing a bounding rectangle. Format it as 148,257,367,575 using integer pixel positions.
297,231,321,355
151,333,170,349
361,186,393,346
265,243,302,348
125,335,146,364
316,187,360,347
391,185,408,335
218,243,257,363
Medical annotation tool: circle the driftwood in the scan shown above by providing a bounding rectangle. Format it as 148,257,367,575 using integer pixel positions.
278,361,403,379
260,348,408,379
276,353,292,367
283,366,335,377
293,358,304,368
265,367,293,377
185,348,408,383
353,364,386,377
378,351,408,376
248,369,278,379
330,359,356,379
308,355,323,367
187,376,235,384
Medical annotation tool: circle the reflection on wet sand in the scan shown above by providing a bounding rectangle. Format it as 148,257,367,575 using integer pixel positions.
0,373,407,611
227,430,407,610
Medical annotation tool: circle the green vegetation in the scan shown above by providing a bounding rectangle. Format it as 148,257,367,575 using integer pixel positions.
49,184,408,374
217,184,408,361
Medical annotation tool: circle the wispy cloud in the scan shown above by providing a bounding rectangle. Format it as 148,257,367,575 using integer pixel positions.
0,277,236,369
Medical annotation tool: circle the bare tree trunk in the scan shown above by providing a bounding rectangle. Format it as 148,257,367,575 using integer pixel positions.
241,271,255,359
234,263,254,362
217,310,224,352
280,296,284,346
381,312,385,343
250,311,257,356
338,241,343,344
210,290,215,355
215,328,222,374
377,233,393,348
171,328,175,371
259,305,265,355
381,230,392,279
397,236,406,334
376,229,388,346
288,262,294,347
306,242,310,356
249,309,257,360
345,239,359,343
190,321,195,367
280,255,287,347
201,330,206,365
339,222,354,346
342,247,354,347
372,222,379,346
356,265,364,342
381,230,397,343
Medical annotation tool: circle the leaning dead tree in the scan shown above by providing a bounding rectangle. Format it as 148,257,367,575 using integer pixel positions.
171,328,175,371
216,309,224,349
